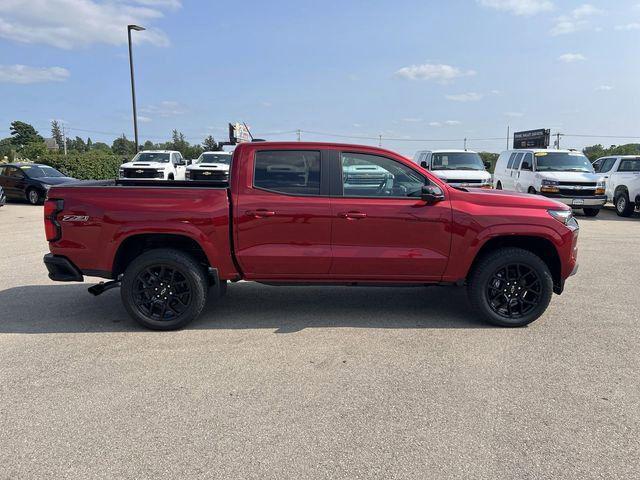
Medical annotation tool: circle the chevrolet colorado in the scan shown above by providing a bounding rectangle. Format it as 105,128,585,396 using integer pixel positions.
43,142,579,330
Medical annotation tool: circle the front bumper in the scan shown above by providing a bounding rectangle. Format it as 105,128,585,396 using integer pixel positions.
43,254,84,282
542,193,607,208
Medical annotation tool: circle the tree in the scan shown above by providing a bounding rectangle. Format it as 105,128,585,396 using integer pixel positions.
479,152,499,173
20,142,48,160
86,137,93,150
142,140,156,150
170,129,188,155
51,120,64,149
68,136,86,152
10,121,43,147
92,142,111,152
202,135,221,151
112,134,136,156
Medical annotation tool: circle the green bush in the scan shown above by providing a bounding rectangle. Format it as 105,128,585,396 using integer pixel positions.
38,151,123,180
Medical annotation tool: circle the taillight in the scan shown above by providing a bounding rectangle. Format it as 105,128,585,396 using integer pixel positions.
44,199,63,242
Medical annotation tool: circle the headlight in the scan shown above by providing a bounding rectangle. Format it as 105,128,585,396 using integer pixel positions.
595,180,605,195
43,184,51,190
548,209,579,229
118,168,124,175
185,171,191,179
540,179,560,193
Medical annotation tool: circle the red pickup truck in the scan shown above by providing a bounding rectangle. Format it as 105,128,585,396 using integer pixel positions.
43,142,579,330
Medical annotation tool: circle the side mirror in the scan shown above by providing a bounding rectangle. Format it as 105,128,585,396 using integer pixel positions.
121,158,128,164
521,161,530,170
421,184,445,204
420,161,428,169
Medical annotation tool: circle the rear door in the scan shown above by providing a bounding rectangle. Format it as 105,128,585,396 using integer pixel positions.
233,148,333,278
515,152,534,192
330,151,451,281
613,158,640,199
2,166,27,198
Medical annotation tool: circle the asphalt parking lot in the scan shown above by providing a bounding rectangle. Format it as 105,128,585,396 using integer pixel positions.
1,202,639,479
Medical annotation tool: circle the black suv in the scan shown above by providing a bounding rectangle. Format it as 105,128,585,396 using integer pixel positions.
0,164,75,205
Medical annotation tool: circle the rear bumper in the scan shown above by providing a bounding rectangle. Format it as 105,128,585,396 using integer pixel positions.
43,254,84,282
542,194,607,208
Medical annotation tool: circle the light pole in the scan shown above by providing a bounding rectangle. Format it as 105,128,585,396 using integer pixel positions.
127,24,145,153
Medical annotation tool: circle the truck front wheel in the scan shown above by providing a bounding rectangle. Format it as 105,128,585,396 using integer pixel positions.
121,248,208,330
467,247,553,327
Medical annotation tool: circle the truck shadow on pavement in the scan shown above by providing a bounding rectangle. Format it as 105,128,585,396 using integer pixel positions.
0,282,493,334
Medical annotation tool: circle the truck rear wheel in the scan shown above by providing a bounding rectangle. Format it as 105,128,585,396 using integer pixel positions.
615,191,634,217
467,247,553,327
121,248,208,330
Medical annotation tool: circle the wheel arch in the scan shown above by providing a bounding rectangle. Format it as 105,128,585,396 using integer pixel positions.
467,235,563,294
112,233,210,278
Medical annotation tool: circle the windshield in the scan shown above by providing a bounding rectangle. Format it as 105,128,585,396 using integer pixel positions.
535,152,594,172
132,152,170,163
21,165,65,178
431,152,485,171
198,153,231,165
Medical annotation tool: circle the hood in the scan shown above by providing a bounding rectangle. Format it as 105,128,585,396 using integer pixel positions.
431,169,491,181
456,186,569,210
187,163,230,171
40,176,76,186
535,171,601,182
121,162,167,169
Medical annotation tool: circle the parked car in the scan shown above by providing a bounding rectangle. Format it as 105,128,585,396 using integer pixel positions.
493,149,606,217
412,150,492,188
0,163,75,205
593,155,640,216
0,186,5,207
185,151,232,181
119,150,187,180
43,142,579,330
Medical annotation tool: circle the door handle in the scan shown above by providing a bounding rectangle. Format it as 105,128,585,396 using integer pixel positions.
338,211,367,219
246,209,276,218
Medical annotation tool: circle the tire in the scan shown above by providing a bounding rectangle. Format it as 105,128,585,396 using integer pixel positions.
467,247,553,327
167,174,174,181
496,182,502,190
614,191,634,217
528,187,536,194
26,188,42,205
583,208,600,217
120,248,208,330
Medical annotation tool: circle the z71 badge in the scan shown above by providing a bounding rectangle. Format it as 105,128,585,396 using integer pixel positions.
62,215,89,222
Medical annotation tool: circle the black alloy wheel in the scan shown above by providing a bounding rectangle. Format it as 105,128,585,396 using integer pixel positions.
132,265,192,322
485,263,541,320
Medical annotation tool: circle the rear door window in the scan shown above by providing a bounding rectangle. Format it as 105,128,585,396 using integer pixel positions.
618,159,640,172
254,150,321,195
506,153,518,169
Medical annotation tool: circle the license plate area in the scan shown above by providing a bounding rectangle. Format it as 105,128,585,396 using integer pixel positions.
572,199,585,206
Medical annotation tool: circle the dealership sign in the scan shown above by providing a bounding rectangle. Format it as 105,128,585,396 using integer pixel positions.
513,129,550,149
228,123,251,144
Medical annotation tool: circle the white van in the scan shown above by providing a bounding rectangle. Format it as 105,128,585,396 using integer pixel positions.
493,149,606,217
119,150,187,180
412,150,492,188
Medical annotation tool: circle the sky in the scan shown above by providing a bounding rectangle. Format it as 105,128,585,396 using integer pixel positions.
1,0,639,156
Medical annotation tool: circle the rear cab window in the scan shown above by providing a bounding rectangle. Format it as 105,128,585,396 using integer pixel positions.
254,150,321,195
618,158,640,172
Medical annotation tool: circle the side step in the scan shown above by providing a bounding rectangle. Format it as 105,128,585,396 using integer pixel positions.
88,280,121,296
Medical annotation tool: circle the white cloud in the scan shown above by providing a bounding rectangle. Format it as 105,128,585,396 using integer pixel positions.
429,122,442,127
395,63,476,82
550,18,587,35
445,92,483,102
571,4,603,18
140,100,187,118
444,120,461,125
615,23,640,31
401,118,423,123
0,0,178,49
558,53,586,62
595,85,613,91
137,115,152,123
477,0,554,16
0,64,69,84
260,101,272,107
429,120,462,127
504,111,525,117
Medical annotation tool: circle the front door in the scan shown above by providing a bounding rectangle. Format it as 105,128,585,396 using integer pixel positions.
234,149,332,278
330,151,452,281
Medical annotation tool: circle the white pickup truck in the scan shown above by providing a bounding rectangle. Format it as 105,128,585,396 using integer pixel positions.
412,150,493,188
119,150,187,181
185,151,232,181
593,155,640,216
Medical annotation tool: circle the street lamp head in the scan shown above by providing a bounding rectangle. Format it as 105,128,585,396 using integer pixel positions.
128,24,145,31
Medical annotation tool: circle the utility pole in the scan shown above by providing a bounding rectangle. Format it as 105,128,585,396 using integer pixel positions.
556,132,561,149
506,125,510,150
297,129,301,142
62,124,67,156
127,24,145,153
378,134,382,147
464,137,467,151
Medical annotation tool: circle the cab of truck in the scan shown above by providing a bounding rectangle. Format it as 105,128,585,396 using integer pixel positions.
593,155,640,217
413,149,492,189
493,149,606,217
